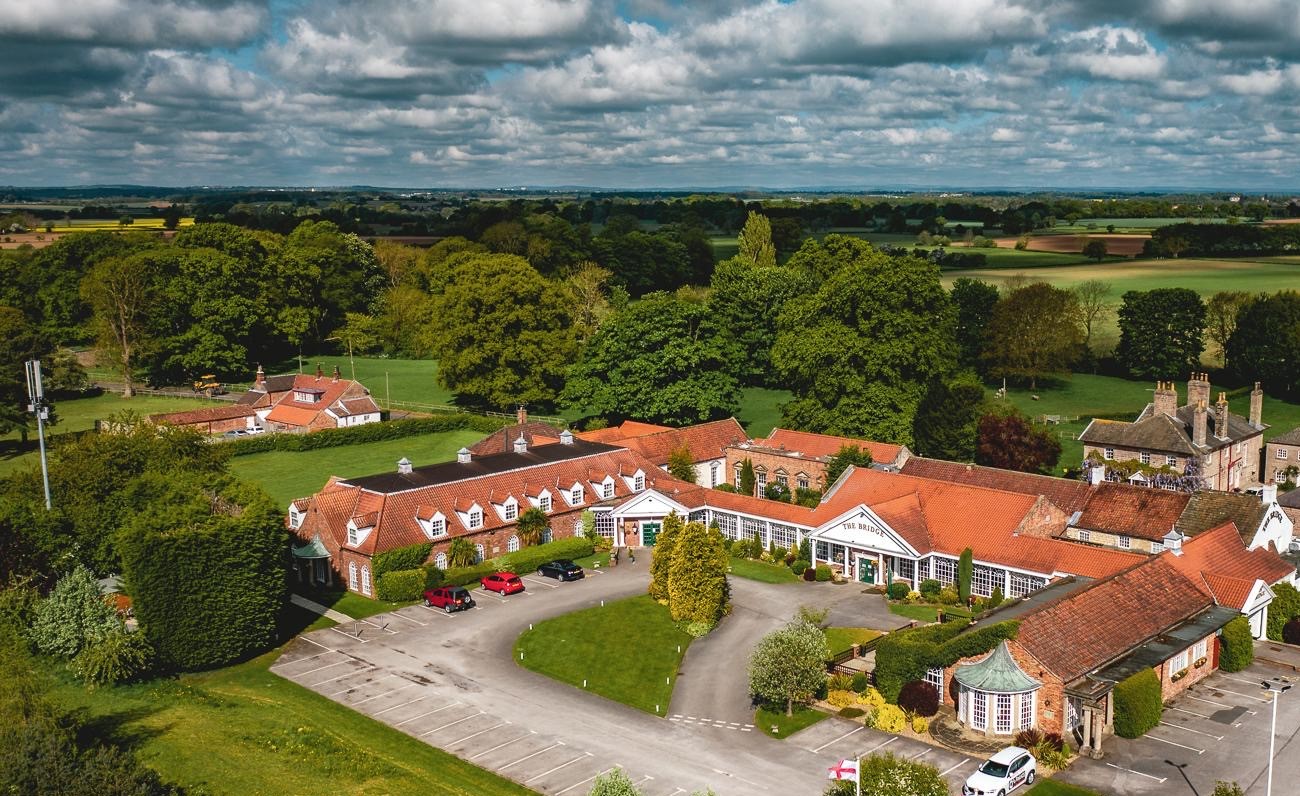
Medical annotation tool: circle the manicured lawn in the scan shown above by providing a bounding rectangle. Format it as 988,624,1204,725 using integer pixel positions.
247,356,455,409
0,392,222,477
756,705,830,738
738,386,791,436
514,594,691,716
888,603,939,623
574,550,612,570
1026,780,1103,796
824,627,882,654
295,585,415,621
728,557,800,583
228,428,485,506
46,650,535,796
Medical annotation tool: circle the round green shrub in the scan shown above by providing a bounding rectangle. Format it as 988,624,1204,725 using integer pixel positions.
815,564,833,582
1219,616,1254,673
851,672,869,693
919,579,942,599
71,630,154,687
802,568,817,582
938,586,960,605
887,582,910,600
1113,668,1162,738
791,559,810,576
730,539,749,557
897,680,940,717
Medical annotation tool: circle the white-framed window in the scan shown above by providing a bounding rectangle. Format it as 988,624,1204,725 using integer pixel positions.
925,667,944,690
1140,451,1151,465
348,561,358,591
1117,535,1131,550
734,464,743,489
507,535,520,553
710,462,720,486
1166,455,1178,467
474,544,485,564
347,526,359,545
996,693,1013,734
634,473,645,491
434,552,447,569
539,493,552,513
797,473,809,490
361,565,372,596
1077,529,1091,543
289,506,303,529
570,486,584,505
1020,691,1035,730
1278,449,1289,460
595,512,615,539
1008,573,1047,599
602,481,614,499
775,469,788,486
468,509,483,529
1193,638,1208,660
1152,541,1164,554
542,527,552,544
932,557,957,585
971,691,987,731
971,564,1001,598
1170,648,1190,674
426,515,446,538
756,470,767,492
1104,447,1115,460
503,501,517,521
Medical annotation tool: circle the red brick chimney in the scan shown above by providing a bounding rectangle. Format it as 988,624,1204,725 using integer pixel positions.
332,366,340,383
1214,392,1229,439
517,405,527,425
1187,372,1210,409
1153,381,1178,417
255,364,266,390
1250,382,1263,429
1193,400,1208,448
315,364,323,382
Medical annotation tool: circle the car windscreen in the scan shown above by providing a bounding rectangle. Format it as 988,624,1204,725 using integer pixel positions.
506,577,522,584
978,761,1010,778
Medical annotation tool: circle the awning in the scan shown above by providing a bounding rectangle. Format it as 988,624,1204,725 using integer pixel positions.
954,640,1042,694
292,535,331,560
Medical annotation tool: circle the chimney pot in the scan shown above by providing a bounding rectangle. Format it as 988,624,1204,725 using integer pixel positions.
255,364,266,389
332,366,340,382
1214,392,1229,440
1154,380,1178,417
315,364,323,381
1089,463,1105,485
1193,399,1208,448
1262,481,1278,504
1250,381,1264,429
516,405,527,425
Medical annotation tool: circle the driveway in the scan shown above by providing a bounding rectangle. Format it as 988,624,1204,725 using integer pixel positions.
1058,658,1300,795
272,562,913,795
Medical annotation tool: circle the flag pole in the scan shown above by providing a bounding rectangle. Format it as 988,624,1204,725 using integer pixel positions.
855,755,861,796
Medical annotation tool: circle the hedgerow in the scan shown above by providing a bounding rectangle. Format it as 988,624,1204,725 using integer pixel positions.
873,620,1020,702
1113,668,1162,738
225,414,511,456
373,542,433,578
376,569,426,602
439,537,595,587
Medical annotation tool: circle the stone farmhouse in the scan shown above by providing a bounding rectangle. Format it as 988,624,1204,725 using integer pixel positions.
1078,374,1265,491
1264,426,1300,486
150,364,382,435
723,428,910,496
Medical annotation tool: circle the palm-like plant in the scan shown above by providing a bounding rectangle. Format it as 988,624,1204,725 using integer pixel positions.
516,507,549,547
446,538,477,568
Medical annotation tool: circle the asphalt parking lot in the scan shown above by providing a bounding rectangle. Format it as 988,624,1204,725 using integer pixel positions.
1059,659,1300,795
789,717,985,796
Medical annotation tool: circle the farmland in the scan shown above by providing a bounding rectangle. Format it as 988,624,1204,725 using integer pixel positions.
0,217,195,248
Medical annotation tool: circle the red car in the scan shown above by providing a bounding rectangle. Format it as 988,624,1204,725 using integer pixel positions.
422,586,475,613
480,572,525,595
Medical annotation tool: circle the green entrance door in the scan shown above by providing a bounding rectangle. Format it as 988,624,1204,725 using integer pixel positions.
858,557,876,584
642,522,660,546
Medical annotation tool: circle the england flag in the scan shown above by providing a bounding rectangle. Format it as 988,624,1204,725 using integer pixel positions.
827,759,858,780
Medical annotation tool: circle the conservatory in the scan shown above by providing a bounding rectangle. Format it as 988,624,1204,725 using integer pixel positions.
953,641,1042,735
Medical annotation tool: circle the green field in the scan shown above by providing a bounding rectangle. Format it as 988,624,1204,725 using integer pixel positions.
932,246,1098,269
47,650,534,796
514,595,691,716
229,428,486,506
737,386,789,436
943,257,1300,352
241,356,455,409
888,603,939,623
1054,217,1230,233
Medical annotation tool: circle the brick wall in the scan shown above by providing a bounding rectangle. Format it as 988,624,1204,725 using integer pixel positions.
1017,496,1069,539
1265,442,1300,484
1063,527,1160,554
1157,632,1218,700
941,641,1066,736
724,448,827,495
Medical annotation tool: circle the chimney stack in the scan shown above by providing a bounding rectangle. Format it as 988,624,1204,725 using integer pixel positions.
1193,400,1208,447
513,434,528,455
255,364,266,390
1250,382,1264,429
1089,462,1105,486
315,364,323,382
1214,392,1229,439
397,457,412,475
1153,381,1178,417
516,405,527,425
1262,481,1278,505
1187,372,1210,409
332,366,340,383
457,447,472,464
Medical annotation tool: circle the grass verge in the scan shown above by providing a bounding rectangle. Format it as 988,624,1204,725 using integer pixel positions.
728,557,800,583
46,650,535,796
888,603,939,623
755,705,830,739
824,627,882,654
294,586,415,621
514,594,691,716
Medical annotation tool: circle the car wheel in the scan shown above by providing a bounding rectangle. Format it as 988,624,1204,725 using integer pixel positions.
1026,770,1036,785
445,604,454,614
423,599,432,608
998,791,1006,796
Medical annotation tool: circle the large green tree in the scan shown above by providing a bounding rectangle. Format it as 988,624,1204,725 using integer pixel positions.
1227,291,1300,400
648,512,683,602
428,253,578,409
912,377,986,461
771,237,956,443
1205,290,1251,368
563,292,740,425
1115,288,1206,380
737,211,777,268
708,257,814,386
0,305,54,437
666,519,728,627
82,254,156,396
983,282,1083,389
748,619,827,716
976,406,1062,474
950,278,999,371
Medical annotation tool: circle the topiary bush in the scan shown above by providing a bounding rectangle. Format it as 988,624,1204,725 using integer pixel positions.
70,630,154,687
373,542,433,578
887,582,910,600
919,579,942,599
791,559,810,576
1112,668,1162,738
897,680,940,717
376,569,425,602
1219,616,1254,672
988,587,1004,609
1284,617,1300,646
815,564,832,582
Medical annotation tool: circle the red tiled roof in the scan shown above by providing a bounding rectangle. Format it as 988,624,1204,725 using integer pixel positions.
265,404,321,427
1074,483,1190,541
149,404,256,425
608,418,748,465
579,421,672,443
1165,521,1295,597
1017,557,1212,682
336,396,382,417
1199,573,1256,611
899,457,1093,513
761,428,904,464
469,422,564,455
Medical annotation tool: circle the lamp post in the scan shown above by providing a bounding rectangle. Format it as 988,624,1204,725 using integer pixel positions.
1262,677,1292,796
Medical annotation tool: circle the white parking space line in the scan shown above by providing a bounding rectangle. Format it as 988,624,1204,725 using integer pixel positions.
811,725,863,753
498,741,564,771
311,665,376,687
449,721,509,746
325,672,400,697
1169,705,1215,719
1106,763,1168,783
470,731,536,760
521,575,560,589
556,767,617,796
860,736,898,756
395,701,463,727
420,605,457,619
327,626,370,643
355,617,398,634
1158,720,1224,740
297,634,331,650
632,775,654,788
1204,685,1271,704
387,611,426,627
939,759,970,777
418,710,485,737
292,658,352,678
1184,693,1247,711
372,694,429,716
1219,674,1268,686
523,752,592,784
352,681,418,706
1141,733,1204,754
276,649,334,668
907,748,930,760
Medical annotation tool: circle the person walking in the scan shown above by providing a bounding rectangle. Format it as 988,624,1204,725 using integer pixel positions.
628,547,636,565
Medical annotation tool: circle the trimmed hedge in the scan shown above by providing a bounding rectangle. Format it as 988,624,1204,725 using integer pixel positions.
376,569,426,602
422,565,445,590
225,414,510,456
1219,616,1254,673
815,564,832,582
440,537,596,587
442,562,499,588
886,582,910,600
1267,582,1300,641
374,541,433,578
1113,668,1162,738
874,620,1020,703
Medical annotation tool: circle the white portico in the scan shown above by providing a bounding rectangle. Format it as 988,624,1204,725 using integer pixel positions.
809,506,923,586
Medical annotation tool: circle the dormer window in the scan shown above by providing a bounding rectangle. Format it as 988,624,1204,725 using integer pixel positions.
429,516,445,537
634,472,645,491
569,485,584,506
347,526,358,545
293,388,324,404
502,499,517,521
346,520,371,547
288,505,303,529
602,479,615,499
539,493,552,513
468,509,483,529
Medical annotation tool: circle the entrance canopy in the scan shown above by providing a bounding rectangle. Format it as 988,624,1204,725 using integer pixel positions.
292,535,331,560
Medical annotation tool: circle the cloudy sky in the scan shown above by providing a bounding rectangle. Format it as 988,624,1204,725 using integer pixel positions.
2,0,1298,189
